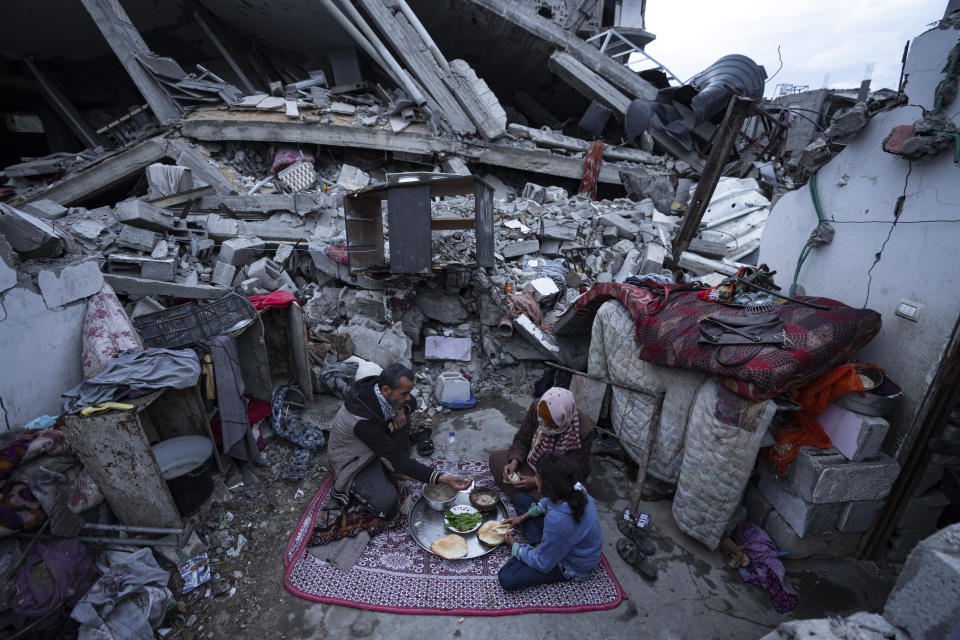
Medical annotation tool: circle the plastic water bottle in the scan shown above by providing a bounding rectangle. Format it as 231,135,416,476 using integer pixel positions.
446,431,458,475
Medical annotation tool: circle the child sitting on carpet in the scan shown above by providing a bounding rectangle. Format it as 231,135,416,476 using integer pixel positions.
498,452,602,591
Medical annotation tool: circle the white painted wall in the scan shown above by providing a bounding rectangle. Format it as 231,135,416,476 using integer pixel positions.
759,23,960,459
0,288,85,430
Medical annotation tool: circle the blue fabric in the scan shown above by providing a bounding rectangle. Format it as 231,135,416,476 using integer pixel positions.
498,557,566,591
509,491,603,581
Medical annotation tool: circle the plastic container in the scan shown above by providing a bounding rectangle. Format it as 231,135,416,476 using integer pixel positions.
435,372,471,404
446,431,458,476
133,302,206,349
199,293,258,336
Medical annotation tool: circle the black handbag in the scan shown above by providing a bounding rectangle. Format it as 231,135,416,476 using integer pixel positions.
698,315,787,367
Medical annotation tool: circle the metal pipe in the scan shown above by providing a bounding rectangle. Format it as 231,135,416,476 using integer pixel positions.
396,0,449,71
82,522,188,535
329,0,427,105
544,361,657,398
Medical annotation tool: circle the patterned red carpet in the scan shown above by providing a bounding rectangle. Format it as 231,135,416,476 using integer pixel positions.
283,459,626,615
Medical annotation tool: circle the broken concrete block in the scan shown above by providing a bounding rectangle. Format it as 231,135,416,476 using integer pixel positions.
212,261,237,287
513,314,560,359
274,243,294,266
104,274,227,299
884,524,960,640
448,58,507,139
247,257,284,290
838,500,885,533
799,138,832,173
0,238,17,295
151,240,169,259
145,163,193,200
614,248,641,282
20,199,68,220
424,336,472,362
540,220,579,241
140,258,176,282
336,164,370,191
786,447,900,504
501,240,540,259
521,183,545,204
37,260,103,309
114,199,174,231
743,485,773,527
117,225,160,253
757,464,842,537
330,102,356,115
523,277,560,302
638,242,666,275
338,321,412,368
763,510,862,559
539,239,562,256
131,296,165,318
600,212,640,239
544,186,567,202
817,404,890,462
218,237,265,266
0,204,64,257
415,289,468,324
759,612,909,640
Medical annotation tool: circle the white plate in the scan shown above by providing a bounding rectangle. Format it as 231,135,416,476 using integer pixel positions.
444,504,482,534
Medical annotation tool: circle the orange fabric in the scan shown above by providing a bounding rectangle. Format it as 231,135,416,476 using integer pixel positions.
763,364,866,473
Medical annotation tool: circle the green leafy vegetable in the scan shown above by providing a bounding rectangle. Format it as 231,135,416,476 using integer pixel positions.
444,510,482,531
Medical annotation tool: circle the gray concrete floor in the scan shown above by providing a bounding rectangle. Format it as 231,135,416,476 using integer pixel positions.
277,393,895,640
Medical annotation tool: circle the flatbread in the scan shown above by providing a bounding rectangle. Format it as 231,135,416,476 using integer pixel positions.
478,520,511,546
505,471,520,484
430,534,468,559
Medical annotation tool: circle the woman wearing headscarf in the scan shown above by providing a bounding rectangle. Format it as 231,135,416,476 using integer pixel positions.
488,387,596,499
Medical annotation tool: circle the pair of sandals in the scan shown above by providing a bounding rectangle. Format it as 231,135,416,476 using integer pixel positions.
616,520,658,581
410,427,434,456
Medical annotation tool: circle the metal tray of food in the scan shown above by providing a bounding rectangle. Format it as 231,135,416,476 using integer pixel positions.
408,491,509,559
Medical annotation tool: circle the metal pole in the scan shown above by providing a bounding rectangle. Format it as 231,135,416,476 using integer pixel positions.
396,0,449,71
330,0,428,105
670,96,754,264
545,361,657,397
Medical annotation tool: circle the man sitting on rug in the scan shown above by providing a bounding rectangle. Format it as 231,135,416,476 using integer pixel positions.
328,363,471,519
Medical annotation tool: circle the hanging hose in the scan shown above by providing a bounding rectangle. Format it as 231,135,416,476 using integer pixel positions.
790,174,835,297
932,42,960,116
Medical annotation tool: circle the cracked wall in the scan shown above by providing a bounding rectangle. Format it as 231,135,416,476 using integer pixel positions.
759,22,960,460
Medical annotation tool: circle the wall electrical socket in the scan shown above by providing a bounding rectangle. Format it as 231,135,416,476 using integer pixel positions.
895,299,923,322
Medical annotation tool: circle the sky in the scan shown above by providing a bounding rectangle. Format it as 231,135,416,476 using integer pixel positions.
633,0,947,97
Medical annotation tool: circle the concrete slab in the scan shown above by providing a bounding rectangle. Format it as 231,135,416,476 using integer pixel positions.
37,260,103,309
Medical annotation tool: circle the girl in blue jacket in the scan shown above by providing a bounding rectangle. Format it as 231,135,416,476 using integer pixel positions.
498,451,603,590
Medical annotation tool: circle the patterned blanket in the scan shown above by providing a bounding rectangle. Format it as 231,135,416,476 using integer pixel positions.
573,282,881,400
284,460,626,615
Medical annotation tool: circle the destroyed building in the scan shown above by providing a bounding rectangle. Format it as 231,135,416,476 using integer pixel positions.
0,0,959,638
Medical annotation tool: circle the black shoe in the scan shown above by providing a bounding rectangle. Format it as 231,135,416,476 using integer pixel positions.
410,427,435,456
617,519,656,556
616,537,658,581
640,477,676,502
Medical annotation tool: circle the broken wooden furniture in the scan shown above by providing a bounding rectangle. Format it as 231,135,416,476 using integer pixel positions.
236,303,313,402
344,173,494,274
62,386,219,529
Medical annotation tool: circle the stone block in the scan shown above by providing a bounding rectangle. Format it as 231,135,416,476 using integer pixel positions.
116,225,160,253
212,261,237,287
759,612,909,640
114,199,174,231
131,297,165,318
838,499,885,533
600,212,640,239
638,242,666,275
414,289,468,324
764,511,862,559
817,403,890,461
218,237,265,267
338,321,411,368
787,447,900,504
614,248,641,282
0,239,16,295
758,464,843,536
513,314,560,359
247,257,283,289
544,186,567,202
424,336,472,361
20,199,68,220
0,203,64,257
336,164,369,191
501,240,540,259
274,243,294,265
539,239,562,256
521,183,545,204
523,277,559,302
37,260,104,309
884,524,960,640
540,220,579,241
140,258,176,282
898,489,951,531
354,290,385,322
